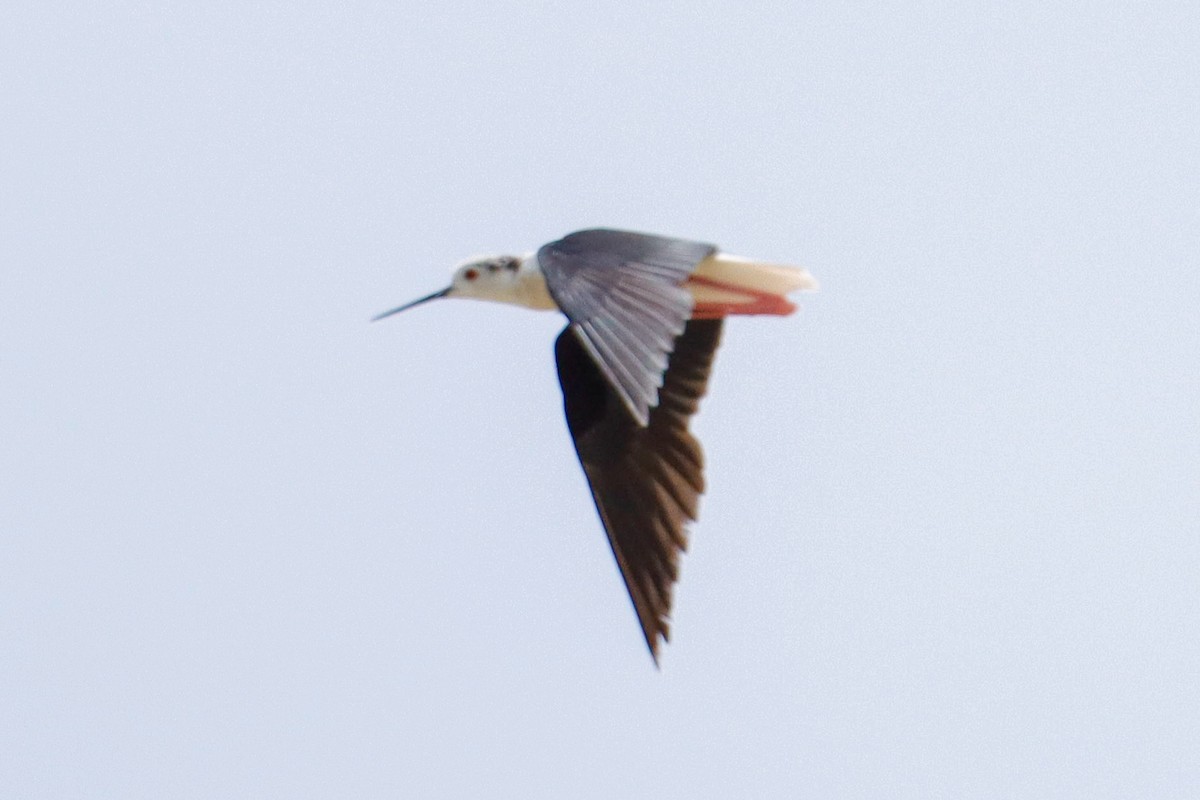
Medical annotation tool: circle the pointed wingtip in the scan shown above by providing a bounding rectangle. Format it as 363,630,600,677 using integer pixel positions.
644,624,668,669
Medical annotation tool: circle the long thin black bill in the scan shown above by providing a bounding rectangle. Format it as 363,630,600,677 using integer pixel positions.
371,287,451,322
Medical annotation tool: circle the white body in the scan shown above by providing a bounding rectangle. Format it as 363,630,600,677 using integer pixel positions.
447,251,817,315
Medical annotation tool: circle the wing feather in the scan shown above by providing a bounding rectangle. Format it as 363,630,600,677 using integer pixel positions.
554,318,725,663
540,229,716,425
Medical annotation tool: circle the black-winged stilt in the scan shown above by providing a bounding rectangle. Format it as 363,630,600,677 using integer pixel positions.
375,228,816,663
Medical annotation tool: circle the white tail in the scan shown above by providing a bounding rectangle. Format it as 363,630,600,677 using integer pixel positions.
694,253,818,294
685,253,817,317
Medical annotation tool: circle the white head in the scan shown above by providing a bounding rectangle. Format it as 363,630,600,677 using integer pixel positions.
445,255,525,302
373,253,555,321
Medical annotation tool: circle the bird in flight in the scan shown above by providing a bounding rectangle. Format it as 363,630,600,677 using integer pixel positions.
375,228,816,664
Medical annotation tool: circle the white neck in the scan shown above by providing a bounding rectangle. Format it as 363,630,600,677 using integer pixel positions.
449,253,560,311
508,255,558,311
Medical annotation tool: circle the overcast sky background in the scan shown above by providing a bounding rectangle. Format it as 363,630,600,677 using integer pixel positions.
3,2,1198,798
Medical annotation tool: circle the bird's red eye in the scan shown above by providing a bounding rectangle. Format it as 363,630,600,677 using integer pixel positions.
464,268,479,281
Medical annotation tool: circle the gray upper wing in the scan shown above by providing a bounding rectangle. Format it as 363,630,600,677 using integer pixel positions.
538,229,716,426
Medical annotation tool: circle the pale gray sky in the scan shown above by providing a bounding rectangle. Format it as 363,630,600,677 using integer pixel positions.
2,2,1198,798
